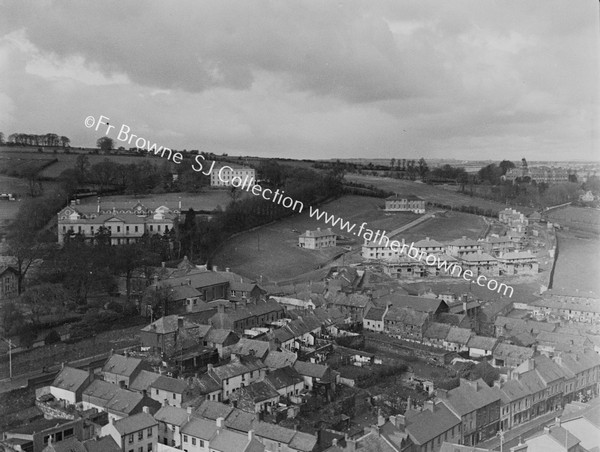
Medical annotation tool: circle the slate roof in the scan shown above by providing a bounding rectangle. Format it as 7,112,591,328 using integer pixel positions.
265,366,303,390
180,416,219,439
229,338,271,359
82,380,120,406
205,328,238,345
424,322,451,340
493,343,534,362
300,228,336,238
231,381,279,403
364,307,386,321
104,390,145,415
112,412,157,435
141,314,198,335
386,194,423,201
153,405,189,427
288,431,318,452
102,354,142,378
445,326,472,345
263,350,298,369
83,436,121,452
413,238,445,248
467,335,498,351
210,429,253,452
386,307,429,327
209,357,265,382
43,436,86,452
442,379,500,416
405,403,461,445
193,400,234,420
293,360,330,380
376,293,447,314
129,370,161,392
460,252,496,262
496,379,530,403
150,375,188,394
52,366,90,393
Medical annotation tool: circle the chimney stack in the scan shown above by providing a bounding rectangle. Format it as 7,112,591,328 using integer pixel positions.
216,417,224,428
248,430,254,441
142,406,150,414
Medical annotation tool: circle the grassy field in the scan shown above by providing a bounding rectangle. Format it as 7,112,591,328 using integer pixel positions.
346,173,532,214
552,233,600,296
545,206,600,235
79,190,236,212
213,195,419,282
400,210,487,242
0,146,160,178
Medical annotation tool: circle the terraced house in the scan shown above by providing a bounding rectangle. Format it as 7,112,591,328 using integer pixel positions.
438,378,501,446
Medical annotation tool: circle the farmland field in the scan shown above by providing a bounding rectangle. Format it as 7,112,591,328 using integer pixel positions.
213,195,419,282
0,147,165,178
345,173,533,215
544,206,600,235
213,195,491,283
552,233,600,296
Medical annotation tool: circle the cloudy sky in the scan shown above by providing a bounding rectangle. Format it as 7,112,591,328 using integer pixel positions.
0,0,598,161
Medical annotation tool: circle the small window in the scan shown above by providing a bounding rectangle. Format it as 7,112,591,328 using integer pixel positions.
138,431,143,440
129,435,134,443
192,438,196,445
147,427,152,437
183,435,188,443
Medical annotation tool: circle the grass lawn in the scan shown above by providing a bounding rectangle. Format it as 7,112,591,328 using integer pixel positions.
400,210,487,242
346,173,533,214
213,195,418,282
553,233,600,296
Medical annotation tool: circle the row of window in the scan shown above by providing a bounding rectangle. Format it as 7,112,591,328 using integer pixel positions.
127,445,152,452
129,428,153,443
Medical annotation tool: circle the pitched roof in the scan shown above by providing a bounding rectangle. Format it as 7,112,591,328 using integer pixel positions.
231,380,279,403
229,338,271,359
364,307,386,321
210,428,253,452
209,357,265,382
265,366,303,390
376,293,447,314
83,436,121,452
102,354,142,377
82,380,120,405
129,370,161,392
448,237,480,247
442,379,500,416
153,405,190,427
43,436,86,452
467,335,498,350
460,252,496,262
299,228,336,238
424,322,451,340
386,307,429,326
52,366,90,393
113,412,157,435
150,375,188,394
493,343,534,361
386,194,423,201
141,314,198,334
405,403,461,445
104,390,145,415
180,416,219,439
205,328,238,345
263,350,297,369
293,360,330,380
445,326,472,345
193,400,234,420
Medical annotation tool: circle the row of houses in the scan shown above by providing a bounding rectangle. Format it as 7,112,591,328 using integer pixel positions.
362,236,538,278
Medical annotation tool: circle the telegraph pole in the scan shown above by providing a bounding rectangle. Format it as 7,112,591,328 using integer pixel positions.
1,337,15,380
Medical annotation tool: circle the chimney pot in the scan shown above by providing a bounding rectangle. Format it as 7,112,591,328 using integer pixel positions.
142,406,150,414
216,417,224,428
248,430,254,441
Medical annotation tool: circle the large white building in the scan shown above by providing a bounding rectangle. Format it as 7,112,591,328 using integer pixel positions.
210,164,256,187
57,199,178,245
384,194,426,213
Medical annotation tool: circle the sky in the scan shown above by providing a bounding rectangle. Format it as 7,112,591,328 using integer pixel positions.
0,0,598,161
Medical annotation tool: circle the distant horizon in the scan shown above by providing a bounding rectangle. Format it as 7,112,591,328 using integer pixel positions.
1,1,598,162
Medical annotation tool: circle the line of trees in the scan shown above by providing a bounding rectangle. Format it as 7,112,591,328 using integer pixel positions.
6,133,70,147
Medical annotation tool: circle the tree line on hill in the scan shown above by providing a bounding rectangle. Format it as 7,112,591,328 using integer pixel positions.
3,132,71,147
